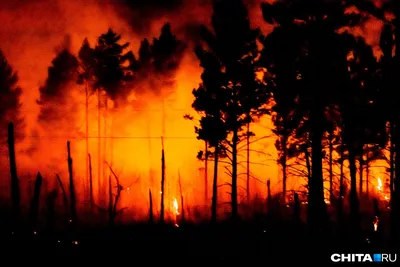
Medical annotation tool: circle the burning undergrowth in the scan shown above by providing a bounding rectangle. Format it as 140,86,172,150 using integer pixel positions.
0,0,393,228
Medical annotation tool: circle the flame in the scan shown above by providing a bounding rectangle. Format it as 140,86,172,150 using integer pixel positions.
373,216,379,232
0,0,391,224
172,197,179,227
377,177,383,192
173,197,179,215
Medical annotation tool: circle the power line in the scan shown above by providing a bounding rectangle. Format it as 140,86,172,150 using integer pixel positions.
0,135,198,139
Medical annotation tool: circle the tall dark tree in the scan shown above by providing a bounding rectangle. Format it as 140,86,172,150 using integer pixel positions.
191,45,229,222
193,0,267,220
90,29,137,201
260,21,304,204
352,0,400,246
151,23,185,97
78,38,97,205
93,29,136,104
37,42,79,131
261,0,363,230
143,23,185,135
0,50,23,149
340,35,386,230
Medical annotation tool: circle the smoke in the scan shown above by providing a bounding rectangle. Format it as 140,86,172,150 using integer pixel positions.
0,0,384,222
0,49,23,148
37,35,79,125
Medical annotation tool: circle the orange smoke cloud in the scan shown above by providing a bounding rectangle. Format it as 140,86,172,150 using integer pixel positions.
0,0,387,225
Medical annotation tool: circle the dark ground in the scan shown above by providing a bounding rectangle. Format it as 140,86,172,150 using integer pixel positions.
1,220,396,266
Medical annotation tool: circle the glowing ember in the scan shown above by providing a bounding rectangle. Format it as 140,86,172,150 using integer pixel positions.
373,216,379,232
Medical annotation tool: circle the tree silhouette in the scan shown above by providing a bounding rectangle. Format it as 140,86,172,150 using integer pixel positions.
339,34,386,230
191,44,229,222
133,23,185,100
0,50,23,149
37,43,79,131
193,0,267,220
93,29,136,105
260,19,304,204
261,0,363,230
151,23,185,98
352,0,400,246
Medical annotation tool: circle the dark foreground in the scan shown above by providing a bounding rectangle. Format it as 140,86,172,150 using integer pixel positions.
1,221,397,265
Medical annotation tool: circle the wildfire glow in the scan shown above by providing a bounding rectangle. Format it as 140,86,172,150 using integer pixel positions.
377,177,383,192
0,0,392,225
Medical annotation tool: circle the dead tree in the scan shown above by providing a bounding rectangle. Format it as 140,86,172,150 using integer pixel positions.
88,153,93,207
204,141,208,204
7,122,20,227
266,180,271,214
29,172,43,231
104,162,128,226
293,192,300,223
108,175,113,226
67,141,77,224
56,174,69,216
45,189,58,233
149,189,154,224
160,137,166,224
178,171,185,224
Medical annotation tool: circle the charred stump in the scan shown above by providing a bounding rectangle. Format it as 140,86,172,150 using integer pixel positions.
29,172,43,232
149,189,153,224
7,122,20,228
67,141,77,225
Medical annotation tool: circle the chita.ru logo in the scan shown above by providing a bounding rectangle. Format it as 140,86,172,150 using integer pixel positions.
331,253,397,263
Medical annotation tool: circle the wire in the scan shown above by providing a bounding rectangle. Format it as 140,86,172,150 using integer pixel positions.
0,135,197,139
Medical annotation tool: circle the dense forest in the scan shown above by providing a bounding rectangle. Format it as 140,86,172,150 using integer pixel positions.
0,0,399,254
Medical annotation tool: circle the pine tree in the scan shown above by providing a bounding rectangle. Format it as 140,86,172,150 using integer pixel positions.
193,0,268,220
0,50,23,150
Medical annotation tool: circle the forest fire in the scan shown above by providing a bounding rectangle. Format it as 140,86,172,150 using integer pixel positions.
0,0,400,260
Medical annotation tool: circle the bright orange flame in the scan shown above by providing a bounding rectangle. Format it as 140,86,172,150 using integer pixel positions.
172,197,179,215
373,216,379,232
172,197,179,227
377,177,383,192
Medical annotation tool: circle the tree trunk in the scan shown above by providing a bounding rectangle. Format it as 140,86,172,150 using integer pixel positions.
7,122,20,228
231,129,239,221
85,81,89,204
102,98,108,203
88,153,93,207
389,122,395,206
160,138,165,224
392,123,400,245
56,174,69,217
97,89,102,205
282,134,288,205
366,161,369,198
349,146,359,230
266,180,271,214
359,152,364,197
108,175,113,227
211,145,219,224
305,148,311,181
149,189,153,224
392,2,400,245
329,130,334,203
338,142,345,223
308,108,326,230
29,172,42,231
205,141,208,205
246,122,250,203
67,141,77,225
